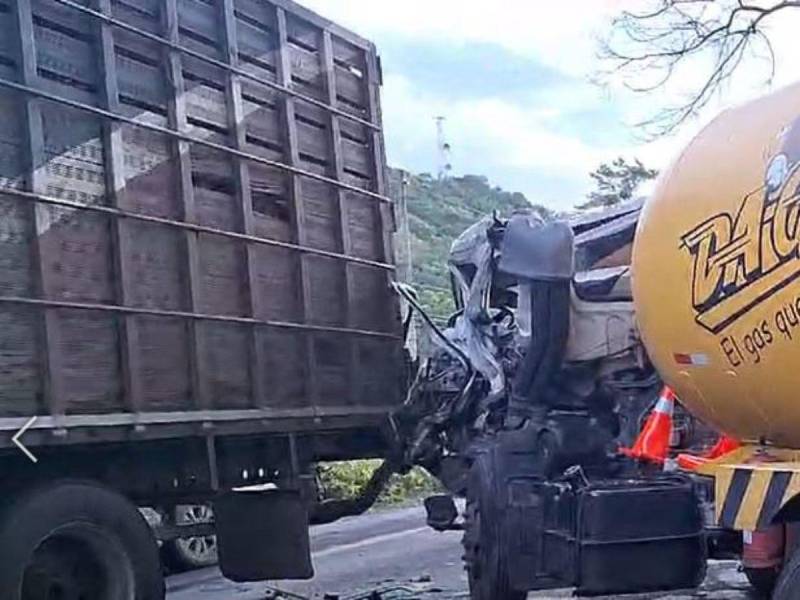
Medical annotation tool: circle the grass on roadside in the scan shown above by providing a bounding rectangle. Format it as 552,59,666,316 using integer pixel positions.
318,459,441,506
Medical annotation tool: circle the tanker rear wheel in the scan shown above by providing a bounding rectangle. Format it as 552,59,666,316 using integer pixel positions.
462,451,525,600
774,545,800,600
743,566,777,598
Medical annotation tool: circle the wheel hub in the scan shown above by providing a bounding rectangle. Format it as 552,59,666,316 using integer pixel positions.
21,527,134,600
174,504,217,564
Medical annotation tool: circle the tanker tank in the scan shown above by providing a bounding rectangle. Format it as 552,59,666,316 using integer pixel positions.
633,81,800,448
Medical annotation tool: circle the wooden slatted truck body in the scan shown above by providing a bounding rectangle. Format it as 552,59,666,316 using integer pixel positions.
0,0,402,597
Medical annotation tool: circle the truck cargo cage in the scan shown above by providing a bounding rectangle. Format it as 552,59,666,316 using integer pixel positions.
0,0,403,447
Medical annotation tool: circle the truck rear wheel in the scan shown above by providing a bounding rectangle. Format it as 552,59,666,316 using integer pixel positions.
743,566,778,598
0,481,164,600
774,543,800,600
775,547,800,599
162,504,218,572
463,451,525,600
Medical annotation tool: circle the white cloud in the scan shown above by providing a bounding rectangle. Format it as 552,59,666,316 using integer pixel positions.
304,0,622,77
452,97,604,173
381,73,637,209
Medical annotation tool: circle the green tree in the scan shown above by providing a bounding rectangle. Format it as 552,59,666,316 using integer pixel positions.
577,157,657,210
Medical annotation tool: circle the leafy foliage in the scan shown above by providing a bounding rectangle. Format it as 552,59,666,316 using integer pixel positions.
318,460,441,505
577,157,657,210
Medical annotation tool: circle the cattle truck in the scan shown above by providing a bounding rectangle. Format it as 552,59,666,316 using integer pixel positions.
401,82,800,599
0,0,405,598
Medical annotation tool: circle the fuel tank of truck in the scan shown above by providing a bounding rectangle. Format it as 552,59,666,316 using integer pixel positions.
632,81,800,448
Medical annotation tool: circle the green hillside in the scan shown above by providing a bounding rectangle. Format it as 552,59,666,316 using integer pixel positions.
387,169,550,320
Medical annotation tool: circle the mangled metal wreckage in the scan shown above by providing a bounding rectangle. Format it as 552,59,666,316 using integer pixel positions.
394,202,710,599
398,201,651,480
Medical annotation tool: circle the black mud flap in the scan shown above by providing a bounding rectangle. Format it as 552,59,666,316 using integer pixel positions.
214,489,313,581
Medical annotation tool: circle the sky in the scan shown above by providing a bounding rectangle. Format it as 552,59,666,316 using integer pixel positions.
303,1,800,212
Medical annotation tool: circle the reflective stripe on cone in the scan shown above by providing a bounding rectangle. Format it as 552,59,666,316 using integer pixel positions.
620,386,675,464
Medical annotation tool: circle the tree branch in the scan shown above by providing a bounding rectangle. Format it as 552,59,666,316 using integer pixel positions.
600,0,800,137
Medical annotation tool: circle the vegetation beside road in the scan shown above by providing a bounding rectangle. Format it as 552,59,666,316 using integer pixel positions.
319,460,441,506
388,168,546,321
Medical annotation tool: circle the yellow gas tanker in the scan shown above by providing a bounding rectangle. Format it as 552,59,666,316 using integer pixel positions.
633,81,800,449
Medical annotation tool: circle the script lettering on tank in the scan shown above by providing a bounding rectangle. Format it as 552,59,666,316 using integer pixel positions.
682,153,800,334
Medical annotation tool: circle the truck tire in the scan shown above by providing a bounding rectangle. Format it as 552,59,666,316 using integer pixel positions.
162,504,218,572
743,566,778,598
463,451,525,600
0,480,164,600
774,544,800,600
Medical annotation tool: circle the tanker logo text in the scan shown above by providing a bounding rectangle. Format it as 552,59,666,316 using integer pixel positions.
682,162,800,333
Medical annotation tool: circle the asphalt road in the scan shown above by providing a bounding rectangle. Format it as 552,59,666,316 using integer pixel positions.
166,504,755,600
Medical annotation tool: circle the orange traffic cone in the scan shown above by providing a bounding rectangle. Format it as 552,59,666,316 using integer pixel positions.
676,452,707,470
706,434,740,459
676,433,740,470
620,386,675,464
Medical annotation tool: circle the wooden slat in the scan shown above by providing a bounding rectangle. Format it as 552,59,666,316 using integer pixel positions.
222,0,265,409
271,0,372,52
22,0,382,134
364,43,399,343
321,29,357,405
164,0,209,409
178,0,221,50
364,48,394,269
0,294,399,338
97,0,143,413
32,0,93,34
276,6,316,406
111,0,161,34
13,0,66,418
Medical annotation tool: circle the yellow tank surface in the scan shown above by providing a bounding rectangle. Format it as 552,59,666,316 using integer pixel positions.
633,81,800,449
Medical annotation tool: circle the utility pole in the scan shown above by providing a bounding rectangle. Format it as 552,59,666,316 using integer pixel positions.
399,170,413,284
435,116,452,180
396,169,418,357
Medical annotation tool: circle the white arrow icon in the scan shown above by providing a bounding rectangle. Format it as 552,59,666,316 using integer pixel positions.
13,416,38,463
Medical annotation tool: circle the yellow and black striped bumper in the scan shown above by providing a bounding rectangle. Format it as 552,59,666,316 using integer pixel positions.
699,446,800,531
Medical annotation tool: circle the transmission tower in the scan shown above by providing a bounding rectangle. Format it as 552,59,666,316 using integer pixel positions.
435,116,452,180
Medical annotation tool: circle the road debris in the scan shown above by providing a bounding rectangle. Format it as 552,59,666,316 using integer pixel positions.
264,583,464,600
